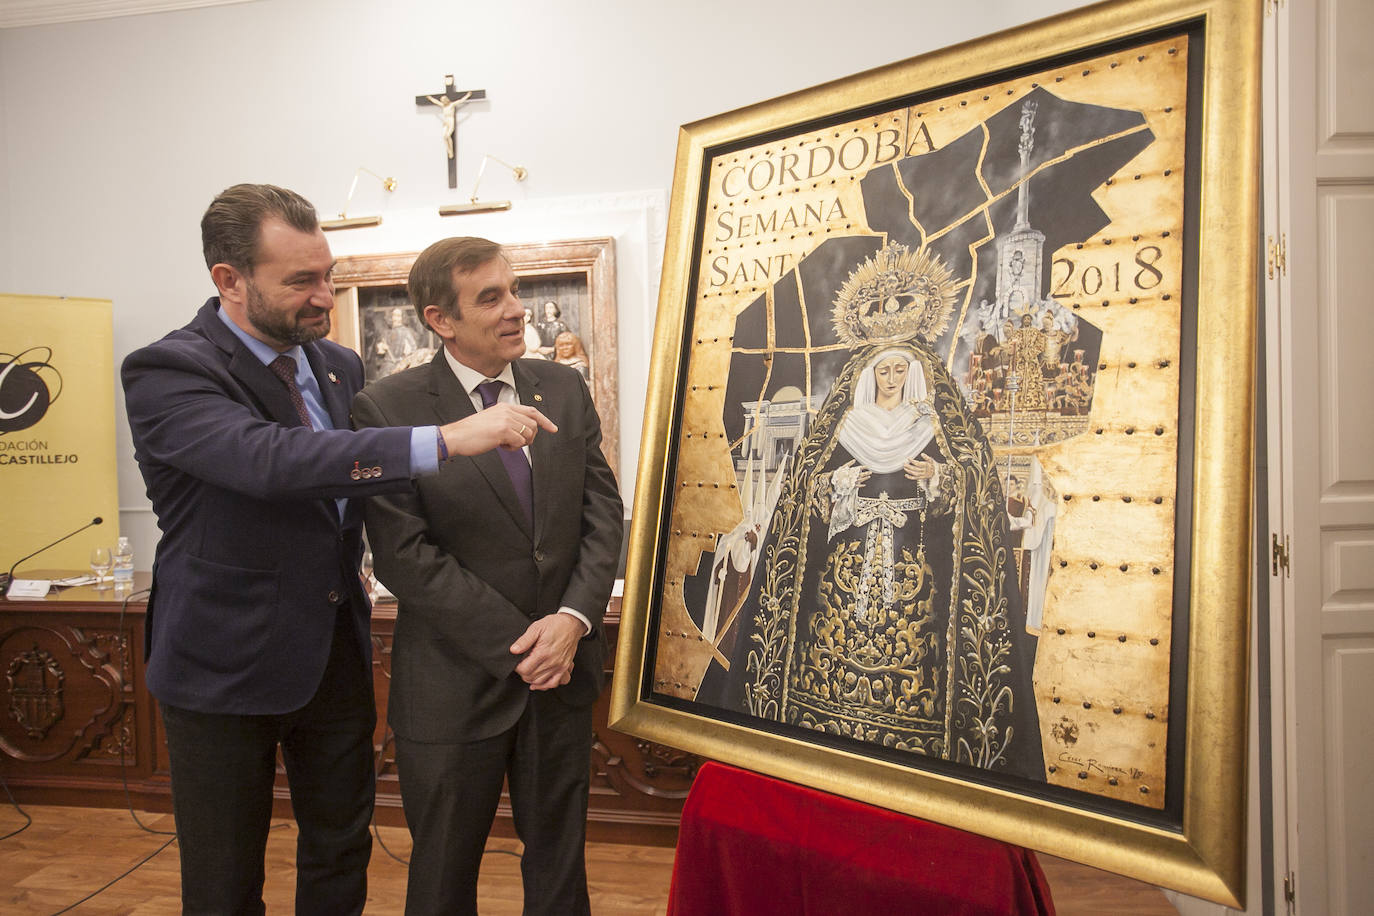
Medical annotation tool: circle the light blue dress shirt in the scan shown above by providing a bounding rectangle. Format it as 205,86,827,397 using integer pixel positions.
215,305,440,520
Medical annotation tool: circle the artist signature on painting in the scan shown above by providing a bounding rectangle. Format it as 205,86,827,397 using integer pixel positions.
1056,751,1145,782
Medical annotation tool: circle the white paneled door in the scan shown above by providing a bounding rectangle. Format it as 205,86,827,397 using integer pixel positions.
1267,0,1374,914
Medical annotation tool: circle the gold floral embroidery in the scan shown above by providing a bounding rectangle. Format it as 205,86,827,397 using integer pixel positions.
744,340,1023,772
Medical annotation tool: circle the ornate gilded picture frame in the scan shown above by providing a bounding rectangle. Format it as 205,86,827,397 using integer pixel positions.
327,237,620,470
610,0,1259,905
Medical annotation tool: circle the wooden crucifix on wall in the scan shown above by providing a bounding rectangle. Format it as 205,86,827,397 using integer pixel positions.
415,74,487,189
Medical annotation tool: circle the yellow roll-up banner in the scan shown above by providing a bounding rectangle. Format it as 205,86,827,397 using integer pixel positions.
1,294,120,575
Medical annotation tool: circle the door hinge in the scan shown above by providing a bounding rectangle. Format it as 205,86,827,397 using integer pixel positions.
1284,870,1296,911
1272,533,1291,577
1266,0,1287,18
1268,233,1288,279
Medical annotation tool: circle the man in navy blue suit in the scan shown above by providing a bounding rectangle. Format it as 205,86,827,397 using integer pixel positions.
122,184,553,914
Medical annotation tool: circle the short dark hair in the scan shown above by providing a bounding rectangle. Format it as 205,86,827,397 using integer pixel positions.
201,184,319,272
407,236,504,324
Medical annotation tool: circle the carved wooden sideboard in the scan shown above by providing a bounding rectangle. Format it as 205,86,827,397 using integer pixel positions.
0,573,165,809
0,576,697,845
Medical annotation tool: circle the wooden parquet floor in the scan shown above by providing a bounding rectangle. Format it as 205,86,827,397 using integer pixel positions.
0,804,1176,914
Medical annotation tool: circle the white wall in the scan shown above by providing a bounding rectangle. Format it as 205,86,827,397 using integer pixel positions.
0,0,1086,553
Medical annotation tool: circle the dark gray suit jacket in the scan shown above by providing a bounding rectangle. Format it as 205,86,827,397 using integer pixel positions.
351,353,622,742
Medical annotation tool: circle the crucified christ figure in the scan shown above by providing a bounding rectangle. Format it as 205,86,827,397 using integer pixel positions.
424,91,473,159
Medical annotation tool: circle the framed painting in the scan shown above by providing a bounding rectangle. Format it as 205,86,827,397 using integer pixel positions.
327,237,620,469
610,0,1260,905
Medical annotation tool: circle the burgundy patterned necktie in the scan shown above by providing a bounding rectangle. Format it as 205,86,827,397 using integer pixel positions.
268,355,314,429
476,380,533,526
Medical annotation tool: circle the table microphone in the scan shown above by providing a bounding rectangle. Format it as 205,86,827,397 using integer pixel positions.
2,516,104,596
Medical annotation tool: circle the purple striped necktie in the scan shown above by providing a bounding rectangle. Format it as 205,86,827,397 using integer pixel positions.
476,380,533,526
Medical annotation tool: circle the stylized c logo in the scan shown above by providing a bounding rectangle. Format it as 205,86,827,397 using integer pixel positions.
0,347,62,433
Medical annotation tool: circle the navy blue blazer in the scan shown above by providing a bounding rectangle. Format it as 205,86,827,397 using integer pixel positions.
122,299,416,715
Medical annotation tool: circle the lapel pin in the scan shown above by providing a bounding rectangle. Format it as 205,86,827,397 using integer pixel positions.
328,371,340,384
533,393,543,402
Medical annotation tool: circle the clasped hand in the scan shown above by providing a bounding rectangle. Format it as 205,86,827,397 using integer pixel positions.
509,613,583,691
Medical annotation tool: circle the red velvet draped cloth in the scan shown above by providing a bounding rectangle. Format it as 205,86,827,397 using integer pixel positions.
667,762,1055,916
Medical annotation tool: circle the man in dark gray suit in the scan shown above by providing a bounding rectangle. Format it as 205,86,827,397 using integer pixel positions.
123,188,552,914
352,237,622,916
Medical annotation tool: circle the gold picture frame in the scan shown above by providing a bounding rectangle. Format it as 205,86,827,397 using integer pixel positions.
610,0,1259,906
328,237,620,470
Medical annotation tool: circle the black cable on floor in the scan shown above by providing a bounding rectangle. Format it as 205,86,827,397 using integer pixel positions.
371,723,410,866
47,834,179,916
368,724,520,864
0,771,33,841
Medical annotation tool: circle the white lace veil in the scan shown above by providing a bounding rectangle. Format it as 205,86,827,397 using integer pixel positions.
837,349,937,473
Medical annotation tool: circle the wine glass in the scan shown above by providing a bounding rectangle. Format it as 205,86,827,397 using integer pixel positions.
90,547,113,590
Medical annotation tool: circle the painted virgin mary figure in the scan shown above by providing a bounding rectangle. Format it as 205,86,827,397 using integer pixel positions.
710,243,1044,782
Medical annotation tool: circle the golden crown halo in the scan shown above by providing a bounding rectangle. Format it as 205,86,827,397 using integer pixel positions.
831,242,962,347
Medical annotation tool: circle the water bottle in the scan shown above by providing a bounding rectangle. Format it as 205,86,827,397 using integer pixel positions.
112,536,134,586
